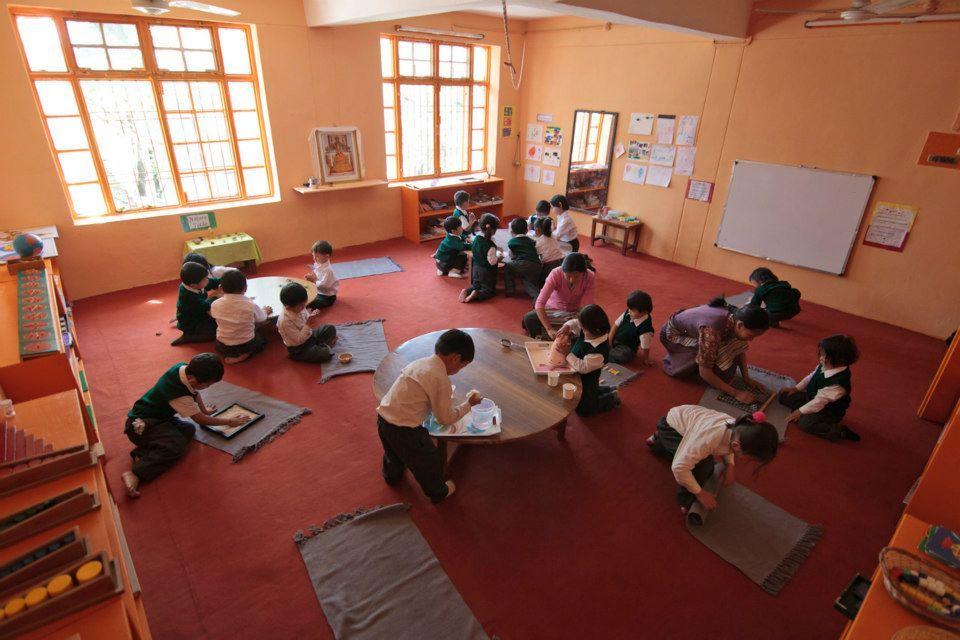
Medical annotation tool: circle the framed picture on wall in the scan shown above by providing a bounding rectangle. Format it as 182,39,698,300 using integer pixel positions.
310,126,364,184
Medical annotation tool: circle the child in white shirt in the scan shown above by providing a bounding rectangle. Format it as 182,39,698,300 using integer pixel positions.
305,240,339,309
278,282,337,362
210,269,272,364
550,194,579,252
534,217,564,271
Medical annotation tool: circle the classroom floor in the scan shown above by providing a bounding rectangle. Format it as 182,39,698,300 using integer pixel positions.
73,236,945,640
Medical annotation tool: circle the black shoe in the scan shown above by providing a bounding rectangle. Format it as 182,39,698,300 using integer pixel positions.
170,335,186,346
839,426,861,442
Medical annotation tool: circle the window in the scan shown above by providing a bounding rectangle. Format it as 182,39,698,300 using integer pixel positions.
11,10,273,219
380,36,490,180
571,111,615,167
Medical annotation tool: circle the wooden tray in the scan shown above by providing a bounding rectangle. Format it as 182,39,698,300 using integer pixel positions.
524,341,575,375
0,528,86,601
0,488,99,549
0,446,97,498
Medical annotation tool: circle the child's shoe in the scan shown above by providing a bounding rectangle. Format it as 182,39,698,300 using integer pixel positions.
448,270,464,278
436,269,444,276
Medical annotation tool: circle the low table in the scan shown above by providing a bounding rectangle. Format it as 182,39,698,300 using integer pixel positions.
245,276,317,319
373,328,581,475
184,232,262,273
589,216,641,255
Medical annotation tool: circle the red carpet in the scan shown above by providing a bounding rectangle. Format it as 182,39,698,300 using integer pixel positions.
73,237,945,639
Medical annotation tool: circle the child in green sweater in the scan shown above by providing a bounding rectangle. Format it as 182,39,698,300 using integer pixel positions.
504,217,542,298
435,216,468,278
171,261,220,346
609,290,655,365
748,267,801,326
459,213,501,303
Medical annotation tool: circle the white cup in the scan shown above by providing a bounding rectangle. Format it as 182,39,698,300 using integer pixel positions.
547,372,560,387
562,383,577,400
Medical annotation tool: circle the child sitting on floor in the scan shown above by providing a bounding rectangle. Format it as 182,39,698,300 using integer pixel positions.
747,267,801,326
562,304,620,417
451,190,477,237
460,213,501,303
779,334,860,442
210,269,272,364
376,329,484,502
171,261,220,346
504,217,542,299
609,290,655,366
534,217,564,275
304,240,339,310
182,252,228,288
551,194,579,253
527,199,551,230
121,353,246,497
278,282,338,362
435,216,468,278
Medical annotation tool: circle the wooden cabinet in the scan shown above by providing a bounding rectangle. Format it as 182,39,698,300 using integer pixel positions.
400,177,504,243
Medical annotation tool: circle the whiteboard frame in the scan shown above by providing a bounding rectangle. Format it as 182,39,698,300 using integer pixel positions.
715,160,876,276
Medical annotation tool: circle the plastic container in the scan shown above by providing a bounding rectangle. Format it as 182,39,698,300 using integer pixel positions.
469,398,501,432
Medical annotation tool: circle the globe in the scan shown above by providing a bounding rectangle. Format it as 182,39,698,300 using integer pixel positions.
12,233,43,258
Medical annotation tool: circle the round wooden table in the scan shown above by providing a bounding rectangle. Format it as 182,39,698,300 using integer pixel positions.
373,328,581,474
245,276,317,319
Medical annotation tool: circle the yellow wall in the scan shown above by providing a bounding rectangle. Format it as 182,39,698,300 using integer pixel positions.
0,0,525,298
520,15,960,337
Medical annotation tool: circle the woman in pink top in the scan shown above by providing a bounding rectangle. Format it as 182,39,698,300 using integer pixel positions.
522,253,595,339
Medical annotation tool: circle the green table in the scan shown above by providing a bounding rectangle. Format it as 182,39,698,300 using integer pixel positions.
183,232,261,272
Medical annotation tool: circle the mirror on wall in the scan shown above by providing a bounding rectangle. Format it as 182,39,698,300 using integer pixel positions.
565,110,618,213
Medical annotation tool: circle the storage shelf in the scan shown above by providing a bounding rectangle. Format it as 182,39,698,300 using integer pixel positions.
418,200,504,218
567,186,608,195
292,179,386,194
419,233,445,242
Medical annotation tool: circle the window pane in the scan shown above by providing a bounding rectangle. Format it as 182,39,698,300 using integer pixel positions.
179,27,212,50
238,139,264,167
103,23,139,47
413,42,431,60
439,45,468,79
107,48,144,70
471,129,484,149
167,114,198,143
471,149,483,171
74,47,109,70
228,82,256,110
472,85,486,106
155,49,185,71
439,85,468,174
209,170,238,198
58,151,98,183
182,173,211,201
472,108,485,126
68,183,107,217
385,157,397,180
202,141,234,169
17,17,67,72
79,80,178,210
384,132,396,156
397,40,412,59
242,167,269,196
162,82,193,112
184,50,216,72
174,143,204,171
399,84,434,177
66,21,103,45
232,111,260,139
472,46,487,81
35,81,78,116
398,60,413,76
149,25,180,48
379,37,393,77
190,82,223,111
382,83,394,108
413,60,431,77
383,108,395,133
197,112,228,141
47,117,88,150
218,28,250,74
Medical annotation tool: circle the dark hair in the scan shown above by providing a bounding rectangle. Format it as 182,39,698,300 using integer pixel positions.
454,190,470,206
731,413,779,470
443,215,463,234
219,268,247,294
550,194,569,211
478,213,499,239
180,261,209,286
182,252,212,271
819,334,859,367
561,252,587,274
535,199,551,214
510,217,528,234
279,282,308,307
185,353,225,384
626,290,653,314
578,304,610,337
535,217,553,237
749,267,777,285
708,297,770,332
435,329,474,362
312,240,333,256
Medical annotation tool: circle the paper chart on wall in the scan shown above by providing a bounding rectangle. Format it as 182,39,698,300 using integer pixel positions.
628,112,655,135
524,164,542,182
646,166,673,188
525,144,543,162
628,141,651,161
526,123,543,142
613,142,625,159
623,163,647,185
674,146,696,176
656,115,676,144
542,149,561,167
544,126,563,146
862,201,918,251
541,168,557,186
676,115,699,146
650,144,676,166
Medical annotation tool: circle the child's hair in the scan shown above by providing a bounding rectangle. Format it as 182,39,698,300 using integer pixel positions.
279,282,308,308
510,217,528,235
561,252,587,273
749,267,777,285
454,190,470,207
708,297,770,331
478,213,499,239
182,252,212,271
626,290,653,314
180,261,208,286
311,240,333,256
535,199,551,215
443,215,463,234
819,334,859,367
578,304,611,337
730,413,779,470
535,217,553,237
219,268,247,294
550,194,569,211
185,353,225,384
435,329,475,362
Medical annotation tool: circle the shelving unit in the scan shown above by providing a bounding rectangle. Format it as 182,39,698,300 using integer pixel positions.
400,177,505,243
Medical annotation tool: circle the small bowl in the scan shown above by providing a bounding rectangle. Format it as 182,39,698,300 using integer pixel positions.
338,353,353,364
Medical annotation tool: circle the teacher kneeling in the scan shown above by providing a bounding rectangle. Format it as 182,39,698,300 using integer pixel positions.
522,253,595,340
660,297,769,404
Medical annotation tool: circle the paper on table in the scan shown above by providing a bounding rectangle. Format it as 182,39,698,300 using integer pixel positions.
674,146,696,176
647,166,673,188
863,201,918,250
650,144,676,166
623,163,647,185
541,168,556,186
628,141,651,161
524,164,542,182
614,142,625,159
676,115,699,146
629,112,655,135
542,149,561,167
656,115,676,144
525,143,543,162
527,123,543,142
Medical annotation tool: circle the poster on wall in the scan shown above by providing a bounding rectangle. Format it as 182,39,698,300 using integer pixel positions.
628,112,655,136
501,105,514,138
862,201,918,251
623,163,647,186
544,126,563,146
627,141,651,161
541,168,557,186
646,166,673,188
685,179,714,202
542,149,561,167
525,144,543,162
613,142,625,159
527,123,543,142
674,147,696,176
676,115,699,146
524,164,542,182
650,144,676,167
310,126,364,184
537,113,554,123
656,115,676,145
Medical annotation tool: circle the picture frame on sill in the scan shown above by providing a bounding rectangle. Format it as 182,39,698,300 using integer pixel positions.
309,127,364,184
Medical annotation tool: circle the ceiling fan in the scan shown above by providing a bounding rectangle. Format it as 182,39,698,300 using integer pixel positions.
131,0,240,17
756,0,936,21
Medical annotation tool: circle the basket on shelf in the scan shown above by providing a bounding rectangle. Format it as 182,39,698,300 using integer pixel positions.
880,547,960,631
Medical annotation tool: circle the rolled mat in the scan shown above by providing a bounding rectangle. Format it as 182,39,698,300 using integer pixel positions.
687,467,823,595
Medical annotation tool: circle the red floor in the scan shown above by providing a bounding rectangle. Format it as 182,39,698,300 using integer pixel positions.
73,236,945,640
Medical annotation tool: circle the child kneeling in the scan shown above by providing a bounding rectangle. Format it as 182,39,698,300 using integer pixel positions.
609,289,655,365
278,282,337,362
562,304,620,417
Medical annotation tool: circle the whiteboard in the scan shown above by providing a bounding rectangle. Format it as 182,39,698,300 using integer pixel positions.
715,160,876,275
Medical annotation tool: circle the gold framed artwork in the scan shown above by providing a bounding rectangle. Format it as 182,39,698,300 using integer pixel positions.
310,127,364,184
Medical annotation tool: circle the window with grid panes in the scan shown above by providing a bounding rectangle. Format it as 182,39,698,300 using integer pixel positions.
11,10,273,219
379,36,490,180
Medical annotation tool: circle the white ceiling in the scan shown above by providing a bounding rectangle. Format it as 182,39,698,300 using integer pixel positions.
465,2,567,19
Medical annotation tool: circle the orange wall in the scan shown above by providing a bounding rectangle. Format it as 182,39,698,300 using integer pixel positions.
518,14,960,337
0,0,525,299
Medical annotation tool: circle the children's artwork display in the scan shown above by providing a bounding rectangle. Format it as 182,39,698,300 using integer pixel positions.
646,166,673,188
525,143,543,162
674,146,696,176
862,201,918,252
656,115,676,144
310,126,363,184
524,341,575,375
627,141,650,161
500,105,514,138
613,142,625,159
17,269,59,359
628,112,655,135
526,123,543,142
524,164,542,183
203,403,264,439
544,126,563,146
676,115,699,146
541,169,556,186
542,149,561,167
649,144,676,167
623,163,647,186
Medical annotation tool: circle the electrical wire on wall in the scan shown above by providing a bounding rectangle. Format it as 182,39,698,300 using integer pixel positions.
513,133,522,166
501,0,525,90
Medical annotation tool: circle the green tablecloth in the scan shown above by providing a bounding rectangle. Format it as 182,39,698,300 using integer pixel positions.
183,232,261,267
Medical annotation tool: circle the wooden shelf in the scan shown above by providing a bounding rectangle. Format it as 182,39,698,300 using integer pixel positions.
401,177,505,244
567,186,607,194
419,233,445,242
292,179,386,194
418,200,504,218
